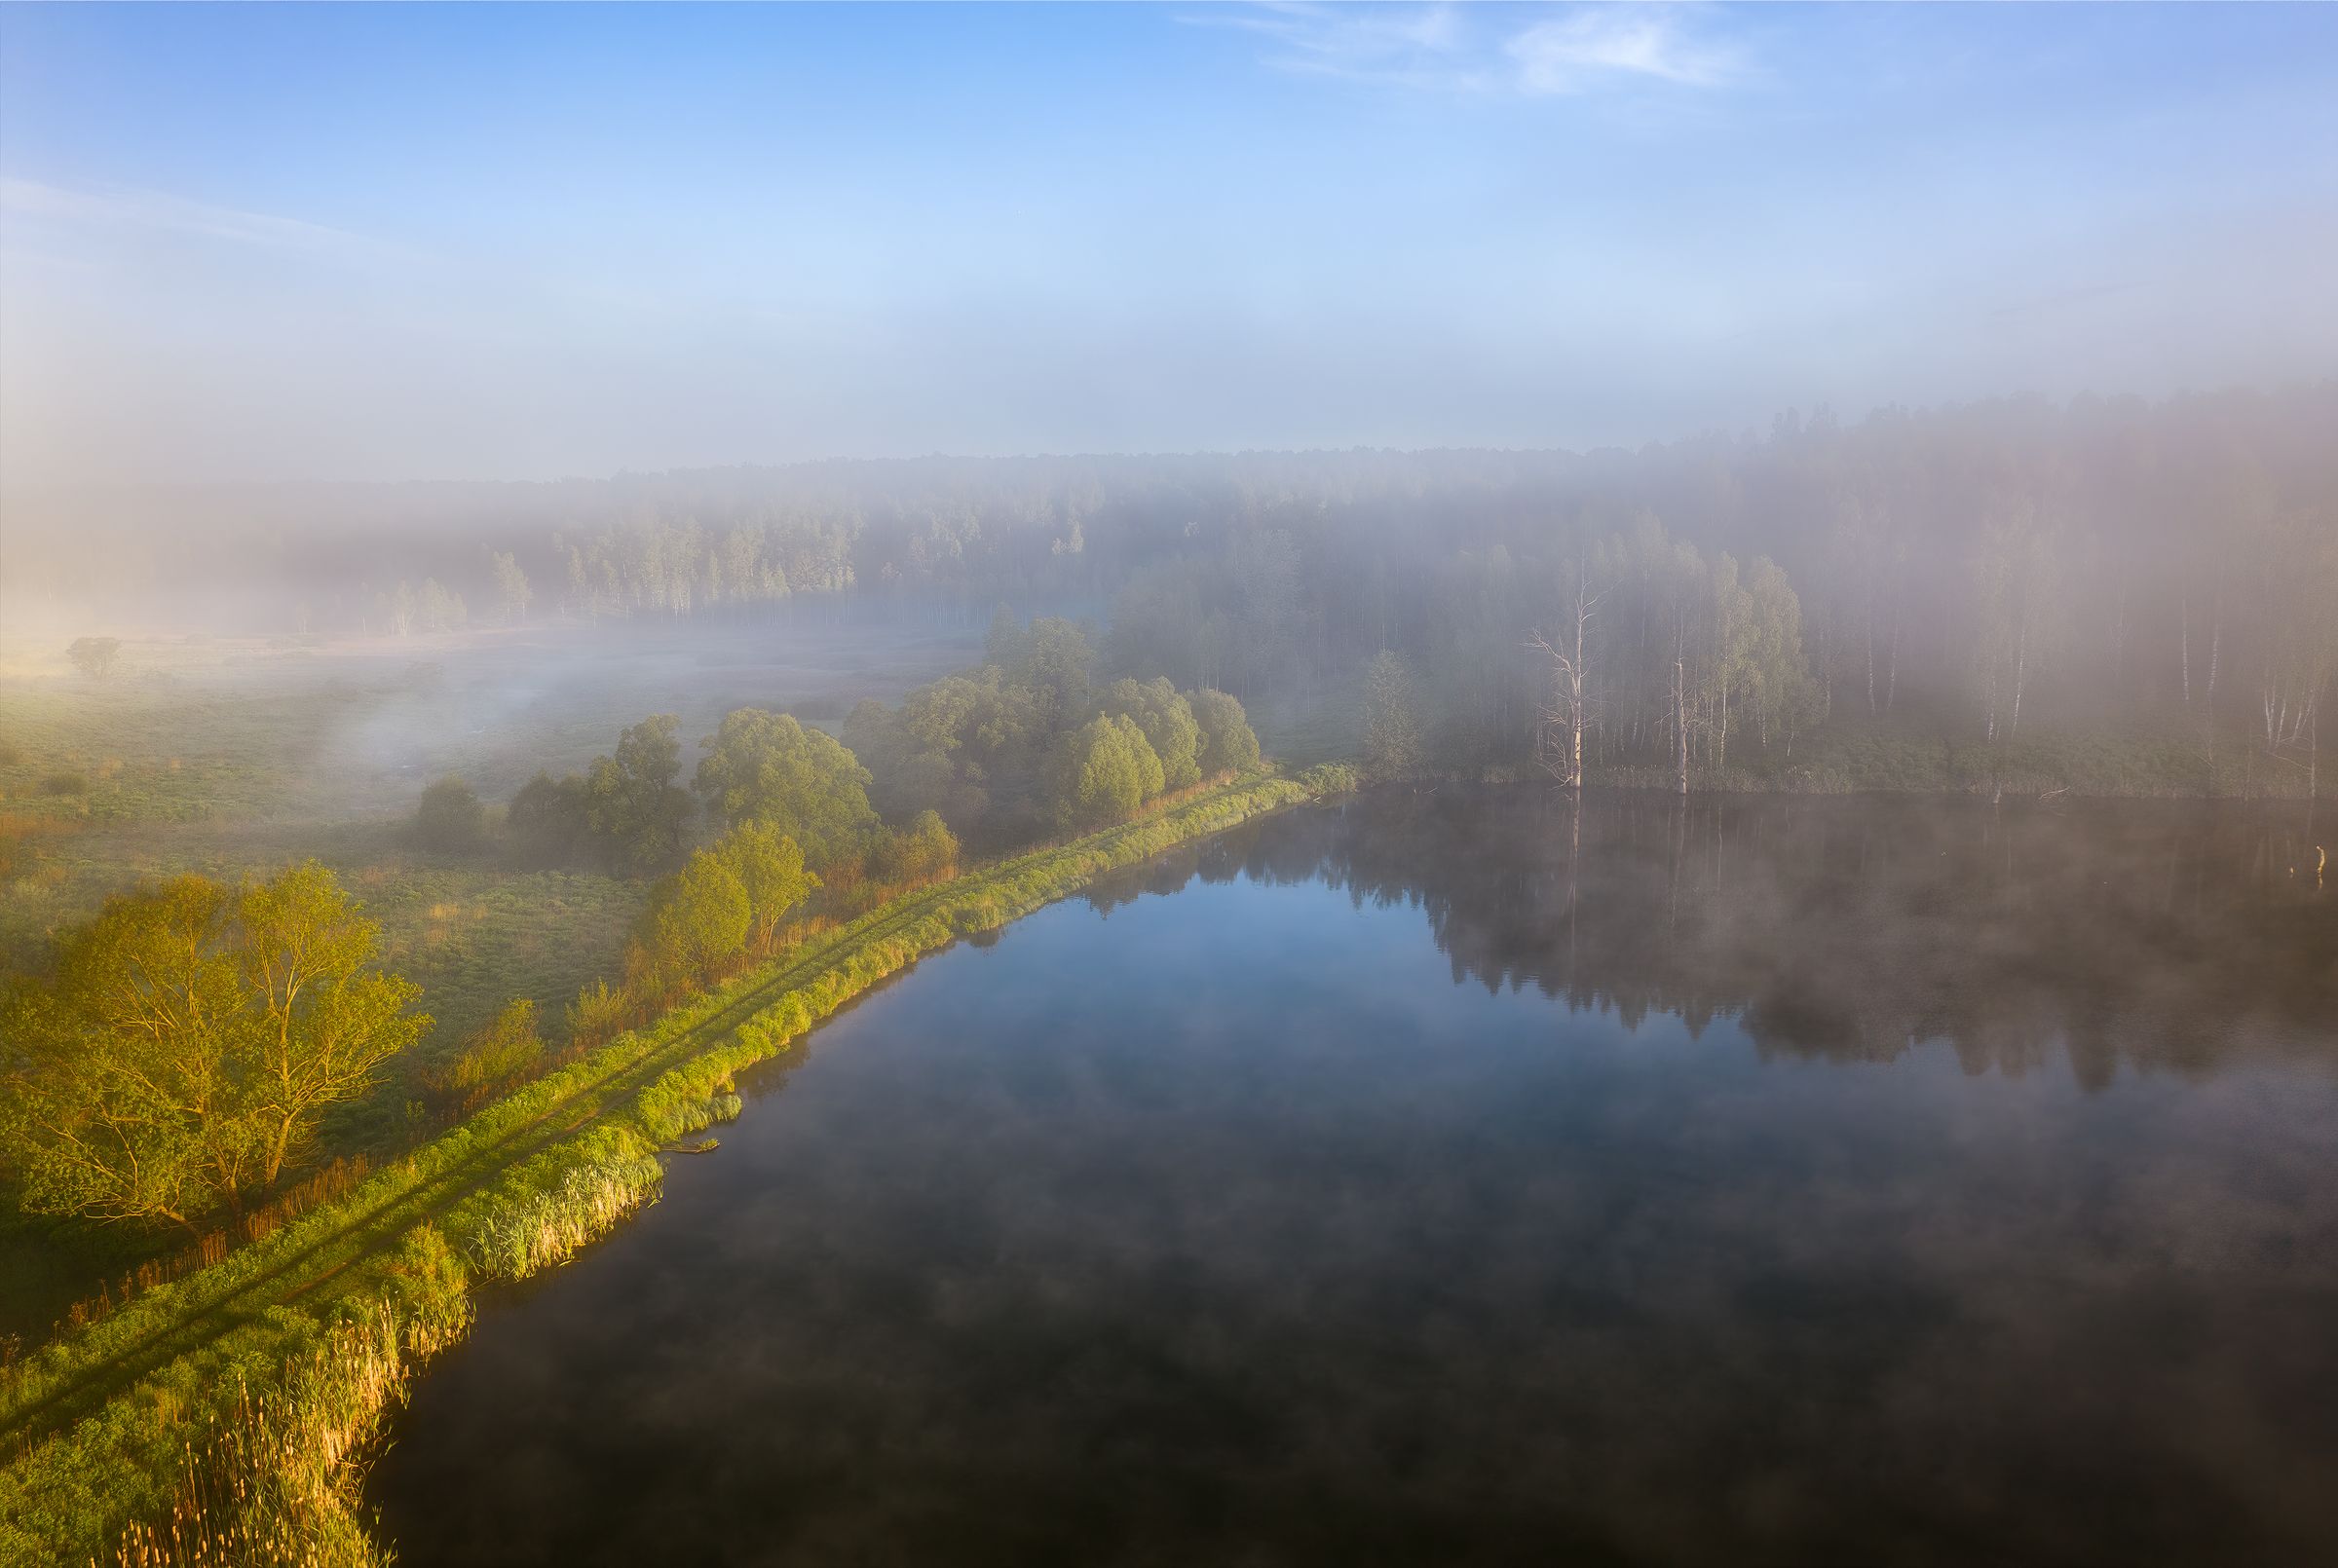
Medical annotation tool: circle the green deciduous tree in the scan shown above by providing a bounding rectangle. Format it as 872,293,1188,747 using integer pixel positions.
1100,677,1202,791
1049,714,1162,831
694,708,879,869
489,550,533,624
411,775,487,852
506,771,591,866
234,862,432,1185
1010,616,1095,732
633,847,753,989
585,715,696,875
713,821,820,952
0,866,427,1227
65,637,123,679
1188,688,1261,777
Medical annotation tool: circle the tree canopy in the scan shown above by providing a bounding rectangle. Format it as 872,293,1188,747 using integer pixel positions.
1050,714,1163,831
1100,677,1201,792
712,821,820,952
1188,688,1261,777
0,865,427,1227
632,847,752,991
584,715,695,875
693,708,878,870
65,637,123,678
412,775,487,852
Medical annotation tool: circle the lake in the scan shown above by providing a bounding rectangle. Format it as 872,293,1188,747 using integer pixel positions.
370,789,2338,1566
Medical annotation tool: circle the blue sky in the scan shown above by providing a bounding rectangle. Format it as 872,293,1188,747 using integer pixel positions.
1,2,2333,483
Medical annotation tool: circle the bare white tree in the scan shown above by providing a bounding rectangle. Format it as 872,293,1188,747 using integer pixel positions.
1529,559,1604,791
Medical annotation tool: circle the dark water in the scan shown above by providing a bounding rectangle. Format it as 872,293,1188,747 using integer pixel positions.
370,790,2338,1567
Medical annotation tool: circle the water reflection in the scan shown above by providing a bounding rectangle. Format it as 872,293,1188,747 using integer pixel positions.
371,791,2338,1567
1094,789,2337,1086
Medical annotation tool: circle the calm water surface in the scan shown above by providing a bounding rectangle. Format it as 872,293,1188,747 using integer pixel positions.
371,791,2338,1567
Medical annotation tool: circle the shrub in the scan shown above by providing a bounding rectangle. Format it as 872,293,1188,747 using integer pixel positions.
425,998,546,1107
564,978,633,1045
410,775,487,852
869,809,960,885
506,771,590,866
1297,762,1360,797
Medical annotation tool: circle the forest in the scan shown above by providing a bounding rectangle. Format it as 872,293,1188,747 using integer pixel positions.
13,386,2333,797
0,389,2331,1568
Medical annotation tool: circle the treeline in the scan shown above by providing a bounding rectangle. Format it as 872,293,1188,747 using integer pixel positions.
429,612,1261,876
1354,521,1822,789
411,615,1259,1031
28,387,2336,782
844,611,1261,843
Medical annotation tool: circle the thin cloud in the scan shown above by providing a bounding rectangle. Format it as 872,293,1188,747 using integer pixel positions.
0,175,408,262
1505,10,1744,93
1185,3,1746,96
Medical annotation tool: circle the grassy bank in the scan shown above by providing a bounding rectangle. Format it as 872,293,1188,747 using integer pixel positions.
0,769,1319,1568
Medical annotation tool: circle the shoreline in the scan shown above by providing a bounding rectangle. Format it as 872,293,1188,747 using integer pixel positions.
0,770,1322,1567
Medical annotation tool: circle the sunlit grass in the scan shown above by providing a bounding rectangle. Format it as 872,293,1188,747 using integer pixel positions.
0,770,1318,1566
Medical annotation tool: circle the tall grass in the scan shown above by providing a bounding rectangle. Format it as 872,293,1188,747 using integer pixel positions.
0,768,1320,1568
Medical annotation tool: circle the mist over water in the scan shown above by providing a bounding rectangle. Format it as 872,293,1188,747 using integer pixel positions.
5,7,2337,1563
369,791,2338,1568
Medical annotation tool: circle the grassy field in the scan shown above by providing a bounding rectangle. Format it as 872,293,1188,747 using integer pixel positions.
0,770,1321,1568
0,616,981,1351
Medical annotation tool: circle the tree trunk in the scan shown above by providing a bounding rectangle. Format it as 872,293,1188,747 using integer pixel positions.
2009,618,2029,738
1674,658,1689,797
1570,601,1587,792
1886,614,1902,714
2207,596,2223,710
1866,620,1876,715
2181,593,2192,706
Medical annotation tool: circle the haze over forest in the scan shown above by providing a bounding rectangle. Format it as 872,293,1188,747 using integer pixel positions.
5,7,2338,1568
5,3,2336,807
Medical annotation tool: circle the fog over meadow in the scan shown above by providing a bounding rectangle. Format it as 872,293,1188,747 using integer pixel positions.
6,11,2338,1568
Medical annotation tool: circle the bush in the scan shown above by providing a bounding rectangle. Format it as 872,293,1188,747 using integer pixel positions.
564,978,633,1045
40,769,90,796
425,998,547,1107
411,775,487,852
1297,762,1360,797
869,809,960,885
506,771,590,866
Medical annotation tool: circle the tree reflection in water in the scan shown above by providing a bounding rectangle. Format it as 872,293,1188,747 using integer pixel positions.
373,790,2338,1568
